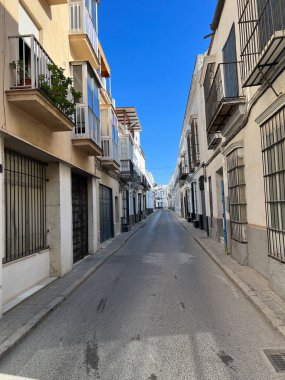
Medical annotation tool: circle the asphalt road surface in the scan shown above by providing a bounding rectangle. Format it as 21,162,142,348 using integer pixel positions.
0,210,285,380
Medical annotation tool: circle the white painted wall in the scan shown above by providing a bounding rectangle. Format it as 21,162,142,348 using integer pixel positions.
3,250,50,303
46,163,73,277
147,189,154,209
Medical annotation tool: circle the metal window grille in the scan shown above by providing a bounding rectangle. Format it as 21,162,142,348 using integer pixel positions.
187,133,194,172
261,106,285,262
185,189,191,217
237,0,285,84
204,62,216,102
4,150,47,263
191,118,200,166
227,148,247,243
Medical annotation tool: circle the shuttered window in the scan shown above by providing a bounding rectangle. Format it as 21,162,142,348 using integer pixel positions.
19,4,39,40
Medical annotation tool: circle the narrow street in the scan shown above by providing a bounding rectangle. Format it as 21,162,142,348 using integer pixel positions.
0,211,284,380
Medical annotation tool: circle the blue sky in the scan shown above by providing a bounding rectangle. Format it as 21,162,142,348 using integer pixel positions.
99,1,217,185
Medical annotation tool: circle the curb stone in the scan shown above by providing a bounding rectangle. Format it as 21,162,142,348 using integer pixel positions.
174,213,285,340
0,214,153,361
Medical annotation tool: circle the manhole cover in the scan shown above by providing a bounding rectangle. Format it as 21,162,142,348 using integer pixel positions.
264,349,285,372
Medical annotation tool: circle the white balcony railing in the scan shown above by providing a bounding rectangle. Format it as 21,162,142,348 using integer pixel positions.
102,137,119,163
73,105,101,146
69,1,98,56
9,35,53,90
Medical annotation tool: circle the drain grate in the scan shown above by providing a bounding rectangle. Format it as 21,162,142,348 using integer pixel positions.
264,350,285,372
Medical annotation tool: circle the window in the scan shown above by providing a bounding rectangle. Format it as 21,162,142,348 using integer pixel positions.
87,66,100,118
85,0,98,31
191,118,200,166
4,150,47,263
187,118,200,170
187,132,194,172
120,137,129,160
261,106,285,261
223,25,238,98
185,189,191,217
112,112,118,144
72,65,83,103
227,147,247,243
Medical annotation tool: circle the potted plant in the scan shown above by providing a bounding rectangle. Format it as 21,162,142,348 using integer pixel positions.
10,60,31,87
38,63,81,119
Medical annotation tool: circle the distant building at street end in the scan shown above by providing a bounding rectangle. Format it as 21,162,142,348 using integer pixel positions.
154,185,170,209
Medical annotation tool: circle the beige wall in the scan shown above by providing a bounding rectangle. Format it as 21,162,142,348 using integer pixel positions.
2,0,98,176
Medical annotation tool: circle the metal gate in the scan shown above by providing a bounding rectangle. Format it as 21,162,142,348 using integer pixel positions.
72,174,88,263
99,184,114,243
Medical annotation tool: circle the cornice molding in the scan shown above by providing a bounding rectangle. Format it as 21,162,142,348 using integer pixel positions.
255,93,285,126
223,141,244,157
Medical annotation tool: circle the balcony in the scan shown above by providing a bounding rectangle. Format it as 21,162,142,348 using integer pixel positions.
6,35,74,132
120,159,134,182
140,174,150,190
204,62,245,134
238,0,285,87
69,1,99,70
179,164,189,180
72,105,102,156
101,138,120,170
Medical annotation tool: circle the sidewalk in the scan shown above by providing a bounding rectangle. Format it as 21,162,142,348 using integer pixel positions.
0,215,153,360
175,214,285,340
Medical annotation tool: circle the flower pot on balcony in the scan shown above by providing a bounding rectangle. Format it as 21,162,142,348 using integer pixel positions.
19,78,32,87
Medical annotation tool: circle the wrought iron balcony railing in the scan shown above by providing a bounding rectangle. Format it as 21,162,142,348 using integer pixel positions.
204,62,245,133
238,0,285,86
120,159,134,179
140,174,150,190
179,164,189,180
